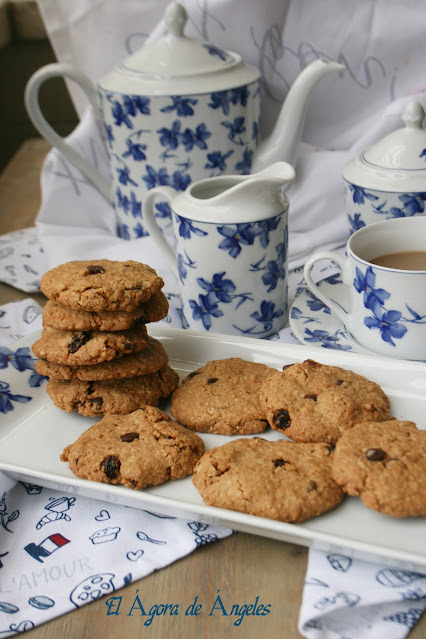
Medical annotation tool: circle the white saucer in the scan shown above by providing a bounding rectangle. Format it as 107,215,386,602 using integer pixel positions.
289,274,373,355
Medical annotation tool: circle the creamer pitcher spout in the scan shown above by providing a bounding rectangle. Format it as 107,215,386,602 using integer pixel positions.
251,58,345,173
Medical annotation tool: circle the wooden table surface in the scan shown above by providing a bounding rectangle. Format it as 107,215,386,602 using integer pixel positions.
0,139,424,639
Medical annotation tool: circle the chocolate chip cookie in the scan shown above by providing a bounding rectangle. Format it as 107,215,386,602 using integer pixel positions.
35,336,169,380
260,359,392,444
46,364,179,416
192,437,344,522
40,260,164,312
170,358,272,435
331,420,426,517
61,406,205,489
32,326,148,366
42,292,169,331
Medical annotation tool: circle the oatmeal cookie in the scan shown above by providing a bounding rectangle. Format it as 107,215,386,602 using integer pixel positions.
35,336,169,380
170,358,272,435
61,406,204,489
32,326,148,366
40,259,164,312
331,419,426,517
260,359,392,444
42,292,169,331
192,437,344,522
46,364,179,416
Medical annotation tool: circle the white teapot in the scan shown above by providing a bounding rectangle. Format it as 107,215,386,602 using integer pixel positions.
25,1,344,240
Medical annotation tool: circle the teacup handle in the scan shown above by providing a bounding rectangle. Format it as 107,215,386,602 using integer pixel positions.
24,63,112,203
142,186,179,278
303,251,351,325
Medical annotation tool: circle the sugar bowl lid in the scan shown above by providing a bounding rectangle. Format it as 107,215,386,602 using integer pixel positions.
99,1,259,95
343,100,426,191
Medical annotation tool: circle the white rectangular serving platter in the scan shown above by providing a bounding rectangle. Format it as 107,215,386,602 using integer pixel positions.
1,325,425,570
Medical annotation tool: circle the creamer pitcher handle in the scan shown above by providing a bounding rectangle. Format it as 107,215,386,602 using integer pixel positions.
303,251,351,325
142,186,178,278
24,63,112,203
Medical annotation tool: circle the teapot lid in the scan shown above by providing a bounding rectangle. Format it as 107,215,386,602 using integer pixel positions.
343,101,426,191
99,2,259,95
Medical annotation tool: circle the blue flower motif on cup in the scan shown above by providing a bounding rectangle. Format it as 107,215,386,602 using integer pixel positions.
189,292,223,330
420,148,426,160
353,266,390,309
0,380,32,414
364,299,407,346
155,201,172,225
160,96,198,117
354,266,426,347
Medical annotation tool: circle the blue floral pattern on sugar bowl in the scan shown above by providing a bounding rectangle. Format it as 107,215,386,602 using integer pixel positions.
343,100,426,235
25,2,344,240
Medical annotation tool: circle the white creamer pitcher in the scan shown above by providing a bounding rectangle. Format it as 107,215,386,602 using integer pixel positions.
143,161,295,336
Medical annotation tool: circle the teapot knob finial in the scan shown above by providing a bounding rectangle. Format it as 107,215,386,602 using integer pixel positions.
402,101,425,129
164,2,188,38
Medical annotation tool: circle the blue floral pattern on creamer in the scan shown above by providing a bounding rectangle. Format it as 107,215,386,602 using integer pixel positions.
100,82,260,240
174,211,287,337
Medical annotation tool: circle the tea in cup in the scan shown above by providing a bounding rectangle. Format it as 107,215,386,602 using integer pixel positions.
303,217,426,359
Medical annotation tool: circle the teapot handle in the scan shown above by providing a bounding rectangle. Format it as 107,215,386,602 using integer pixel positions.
24,63,112,203
142,186,179,278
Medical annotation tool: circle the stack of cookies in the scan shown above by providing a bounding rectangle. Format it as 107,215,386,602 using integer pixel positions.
33,259,179,416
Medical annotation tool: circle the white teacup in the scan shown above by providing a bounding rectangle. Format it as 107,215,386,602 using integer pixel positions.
304,217,426,360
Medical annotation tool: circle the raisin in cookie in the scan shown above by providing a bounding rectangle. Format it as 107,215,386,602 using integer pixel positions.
170,358,272,435
42,292,169,331
35,336,168,380
61,406,205,489
32,326,148,366
331,420,426,517
260,359,392,444
40,260,164,312
192,437,344,522
46,365,179,416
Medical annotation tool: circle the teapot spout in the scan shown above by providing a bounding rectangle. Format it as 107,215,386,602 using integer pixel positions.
252,58,345,172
